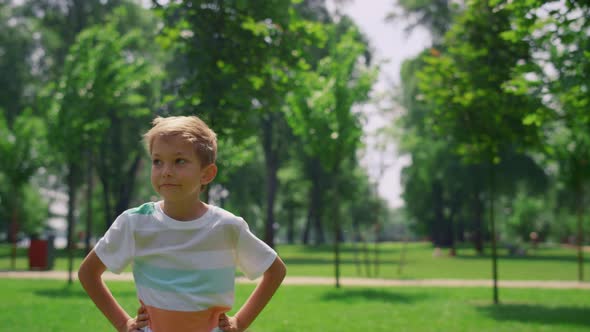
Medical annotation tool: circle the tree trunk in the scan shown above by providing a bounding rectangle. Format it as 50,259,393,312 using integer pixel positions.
332,176,341,288
85,151,94,255
489,164,499,304
302,157,325,245
362,237,371,277
97,151,142,231
352,219,361,275
66,164,79,284
472,192,484,254
576,184,584,282
302,205,312,245
448,203,457,256
261,116,279,249
101,175,113,231
398,237,408,275
308,169,325,245
432,181,444,247
264,164,278,248
373,222,380,277
10,205,19,270
286,206,295,244
114,155,142,217
97,146,113,231
457,216,465,242
313,193,325,245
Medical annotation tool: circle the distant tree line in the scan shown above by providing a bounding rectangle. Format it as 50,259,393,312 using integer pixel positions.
393,0,589,283
0,0,392,269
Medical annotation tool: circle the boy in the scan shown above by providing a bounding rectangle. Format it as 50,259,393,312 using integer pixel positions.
78,116,287,332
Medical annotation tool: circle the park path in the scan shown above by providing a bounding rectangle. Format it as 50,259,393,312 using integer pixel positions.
1,270,590,289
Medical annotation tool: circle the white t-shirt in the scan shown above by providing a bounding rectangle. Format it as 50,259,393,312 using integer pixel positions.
94,201,277,332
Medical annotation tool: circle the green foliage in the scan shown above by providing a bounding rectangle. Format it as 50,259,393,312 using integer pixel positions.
15,0,133,83
418,2,540,164
0,0,387,249
154,0,292,133
396,1,559,252
41,5,163,235
0,111,46,187
500,0,590,191
0,3,36,125
46,13,158,160
0,110,48,235
218,136,266,225
550,207,590,243
286,25,377,171
500,189,550,243
17,185,50,235
393,0,462,41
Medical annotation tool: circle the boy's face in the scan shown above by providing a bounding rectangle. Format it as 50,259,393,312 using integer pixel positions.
150,135,216,203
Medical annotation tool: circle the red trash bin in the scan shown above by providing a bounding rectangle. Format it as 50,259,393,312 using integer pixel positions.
29,239,49,270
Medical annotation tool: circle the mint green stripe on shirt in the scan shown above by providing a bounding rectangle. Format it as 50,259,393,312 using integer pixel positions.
133,259,235,294
128,202,155,215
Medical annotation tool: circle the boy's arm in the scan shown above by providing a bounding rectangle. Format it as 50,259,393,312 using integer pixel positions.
78,249,134,332
233,256,287,329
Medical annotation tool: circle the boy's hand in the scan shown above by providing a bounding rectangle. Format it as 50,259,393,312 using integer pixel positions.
120,304,149,332
218,313,244,332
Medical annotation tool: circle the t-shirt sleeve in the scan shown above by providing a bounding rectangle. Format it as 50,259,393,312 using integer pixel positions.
94,213,135,274
234,218,277,280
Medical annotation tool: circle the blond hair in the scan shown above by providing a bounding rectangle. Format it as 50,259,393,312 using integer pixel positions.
143,116,217,165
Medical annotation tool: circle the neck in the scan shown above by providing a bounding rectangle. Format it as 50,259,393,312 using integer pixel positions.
161,199,208,221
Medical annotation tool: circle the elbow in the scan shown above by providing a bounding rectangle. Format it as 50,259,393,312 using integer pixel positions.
77,250,106,286
264,257,287,284
78,263,89,286
263,256,287,283
280,260,287,280
78,263,103,291
276,257,287,282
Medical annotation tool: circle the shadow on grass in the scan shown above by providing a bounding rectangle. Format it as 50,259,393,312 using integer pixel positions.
477,303,590,327
294,244,407,256
320,288,425,304
283,257,399,266
34,286,136,299
455,253,590,263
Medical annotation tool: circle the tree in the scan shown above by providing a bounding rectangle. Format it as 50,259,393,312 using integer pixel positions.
393,0,465,254
287,25,377,287
45,12,161,282
17,0,127,79
389,0,461,42
154,0,304,248
498,0,590,281
0,2,36,126
153,0,289,131
241,5,327,248
0,111,47,269
398,52,470,253
416,1,541,303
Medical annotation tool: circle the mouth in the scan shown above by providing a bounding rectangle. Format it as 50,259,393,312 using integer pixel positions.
160,184,179,188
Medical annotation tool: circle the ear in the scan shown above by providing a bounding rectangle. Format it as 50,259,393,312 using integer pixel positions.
200,164,218,185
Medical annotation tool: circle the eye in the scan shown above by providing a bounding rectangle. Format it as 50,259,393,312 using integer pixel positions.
176,158,187,165
152,159,162,166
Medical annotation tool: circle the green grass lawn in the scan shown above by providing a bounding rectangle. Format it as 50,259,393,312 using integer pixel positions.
0,278,588,332
277,242,590,280
2,242,590,280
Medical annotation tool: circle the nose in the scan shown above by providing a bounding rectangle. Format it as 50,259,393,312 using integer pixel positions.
162,163,173,177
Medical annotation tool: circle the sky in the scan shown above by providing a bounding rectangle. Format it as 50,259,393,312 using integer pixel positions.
326,0,431,208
